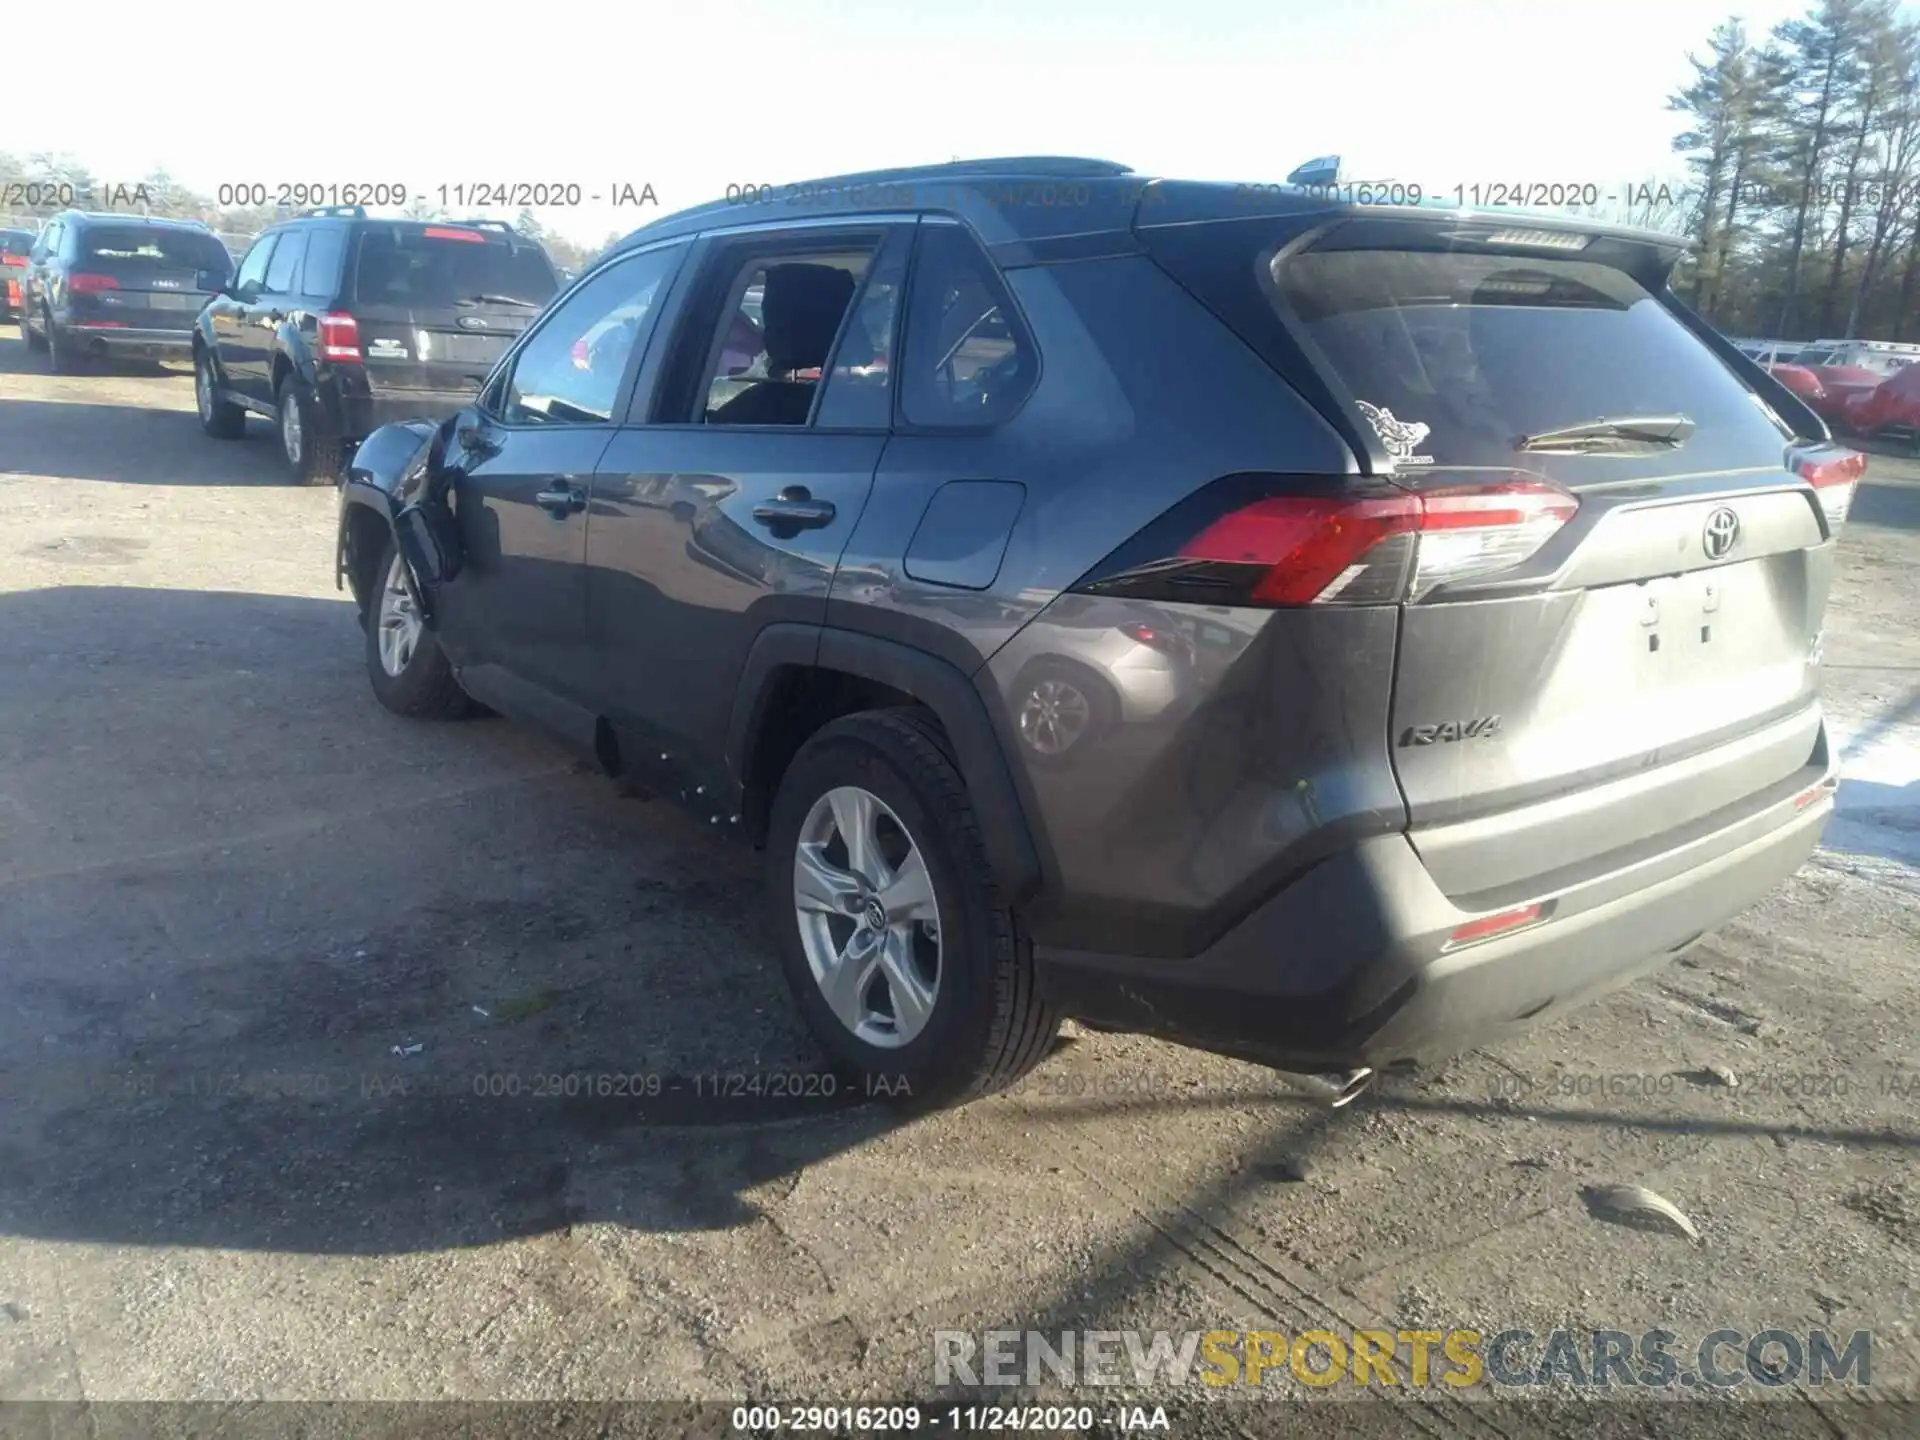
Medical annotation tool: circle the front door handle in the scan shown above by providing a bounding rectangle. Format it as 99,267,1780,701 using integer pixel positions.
752,486,836,530
535,481,588,517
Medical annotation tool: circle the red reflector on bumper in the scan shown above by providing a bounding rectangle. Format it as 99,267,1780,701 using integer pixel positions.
1445,902,1548,951
1795,777,1839,810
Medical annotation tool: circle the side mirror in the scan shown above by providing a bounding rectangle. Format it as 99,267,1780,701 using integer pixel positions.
196,269,228,295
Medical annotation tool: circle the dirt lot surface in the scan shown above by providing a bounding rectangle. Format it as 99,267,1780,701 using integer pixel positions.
0,334,1916,1436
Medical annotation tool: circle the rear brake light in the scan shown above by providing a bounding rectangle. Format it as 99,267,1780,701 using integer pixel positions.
1794,446,1866,529
318,311,362,363
1078,473,1577,608
0,254,25,267
422,226,486,243
67,273,119,294
1119,622,1187,654
5,280,17,306
1445,902,1548,951
1795,776,1839,810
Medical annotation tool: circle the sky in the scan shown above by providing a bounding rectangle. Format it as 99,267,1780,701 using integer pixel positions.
7,0,1817,244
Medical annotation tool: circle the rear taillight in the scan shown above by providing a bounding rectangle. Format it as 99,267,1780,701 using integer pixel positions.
1119,621,1188,655
67,273,118,294
318,312,362,363
1793,445,1866,530
5,280,17,307
1076,473,1578,608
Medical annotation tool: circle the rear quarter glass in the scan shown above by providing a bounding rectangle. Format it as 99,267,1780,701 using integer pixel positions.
1268,248,1792,486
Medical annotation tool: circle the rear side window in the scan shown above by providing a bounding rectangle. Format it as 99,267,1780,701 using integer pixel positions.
1270,247,1790,478
350,227,558,311
78,225,230,275
264,231,307,292
899,225,1036,427
301,228,347,297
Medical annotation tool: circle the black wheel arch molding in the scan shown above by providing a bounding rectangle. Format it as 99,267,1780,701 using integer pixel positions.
728,623,1049,908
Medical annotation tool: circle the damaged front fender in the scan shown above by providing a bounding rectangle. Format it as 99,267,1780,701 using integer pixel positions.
337,416,464,623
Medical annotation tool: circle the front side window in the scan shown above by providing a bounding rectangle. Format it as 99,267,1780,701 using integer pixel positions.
234,235,278,294
697,245,875,426
500,246,683,425
898,225,1037,428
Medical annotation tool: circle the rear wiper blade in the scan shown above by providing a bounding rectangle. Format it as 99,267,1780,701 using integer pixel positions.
1516,414,1696,452
459,293,541,309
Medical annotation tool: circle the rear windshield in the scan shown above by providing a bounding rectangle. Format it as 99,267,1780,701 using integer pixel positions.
350,227,558,311
80,226,231,274
0,230,32,258
1269,247,1792,479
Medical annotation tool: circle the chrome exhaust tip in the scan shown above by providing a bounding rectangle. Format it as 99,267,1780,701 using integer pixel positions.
1289,1067,1376,1109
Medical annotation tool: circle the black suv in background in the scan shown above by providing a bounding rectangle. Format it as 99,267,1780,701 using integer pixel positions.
17,212,232,372
193,207,561,483
1,228,33,322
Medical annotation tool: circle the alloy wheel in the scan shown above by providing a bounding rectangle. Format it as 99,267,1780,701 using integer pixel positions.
792,785,942,1048
376,551,422,677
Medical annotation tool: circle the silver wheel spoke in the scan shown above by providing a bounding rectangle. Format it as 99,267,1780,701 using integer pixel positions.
876,932,935,1036
878,847,936,925
793,782,944,1049
377,554,423,677
794,843,862,915
818,931,879,1031
828,786,881,885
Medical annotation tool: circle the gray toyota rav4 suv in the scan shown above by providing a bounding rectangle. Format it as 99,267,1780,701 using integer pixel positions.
335,157,1852,1110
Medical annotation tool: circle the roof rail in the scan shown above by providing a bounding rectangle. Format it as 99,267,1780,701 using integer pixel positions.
297,204,367,219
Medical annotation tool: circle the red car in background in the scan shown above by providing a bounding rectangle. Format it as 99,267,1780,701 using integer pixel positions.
1840,361,1920,452
1795,363,1887,425
1766,362,1827,405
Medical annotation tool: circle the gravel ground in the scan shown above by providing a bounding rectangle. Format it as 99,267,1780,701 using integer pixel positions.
0,333,1915,1435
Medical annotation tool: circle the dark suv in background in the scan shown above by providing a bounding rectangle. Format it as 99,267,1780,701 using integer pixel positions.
193,207,561,483
16,211,231,373
335,158,1850,1110
1,227,33,323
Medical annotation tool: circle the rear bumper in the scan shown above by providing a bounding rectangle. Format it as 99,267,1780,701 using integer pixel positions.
65,323,195,357
1035,759,1837,1070
322,383,477,445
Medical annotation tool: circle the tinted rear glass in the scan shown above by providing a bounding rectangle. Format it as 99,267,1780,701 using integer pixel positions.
1269,248,1790,479
0,230,32,258
350,227,558,310
80,226,230,273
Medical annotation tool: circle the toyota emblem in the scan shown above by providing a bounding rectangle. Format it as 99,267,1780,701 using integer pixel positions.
1702,506,1741,561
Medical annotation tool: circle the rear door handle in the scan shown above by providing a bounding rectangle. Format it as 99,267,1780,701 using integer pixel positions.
535,481,588,516
752,486,836,530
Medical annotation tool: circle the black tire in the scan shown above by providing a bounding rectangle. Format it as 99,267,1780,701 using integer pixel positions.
22,311,46,351
276,373,343,486
195,347,246,439
364,533,471,720
44,312,78,374
766,707,1058,1110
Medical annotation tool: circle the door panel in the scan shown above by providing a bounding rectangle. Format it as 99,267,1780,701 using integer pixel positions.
434,414,616,704
587,429,886,767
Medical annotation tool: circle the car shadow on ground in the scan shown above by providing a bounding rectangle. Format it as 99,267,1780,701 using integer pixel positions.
0,396,292,487
0,585,1913,1271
